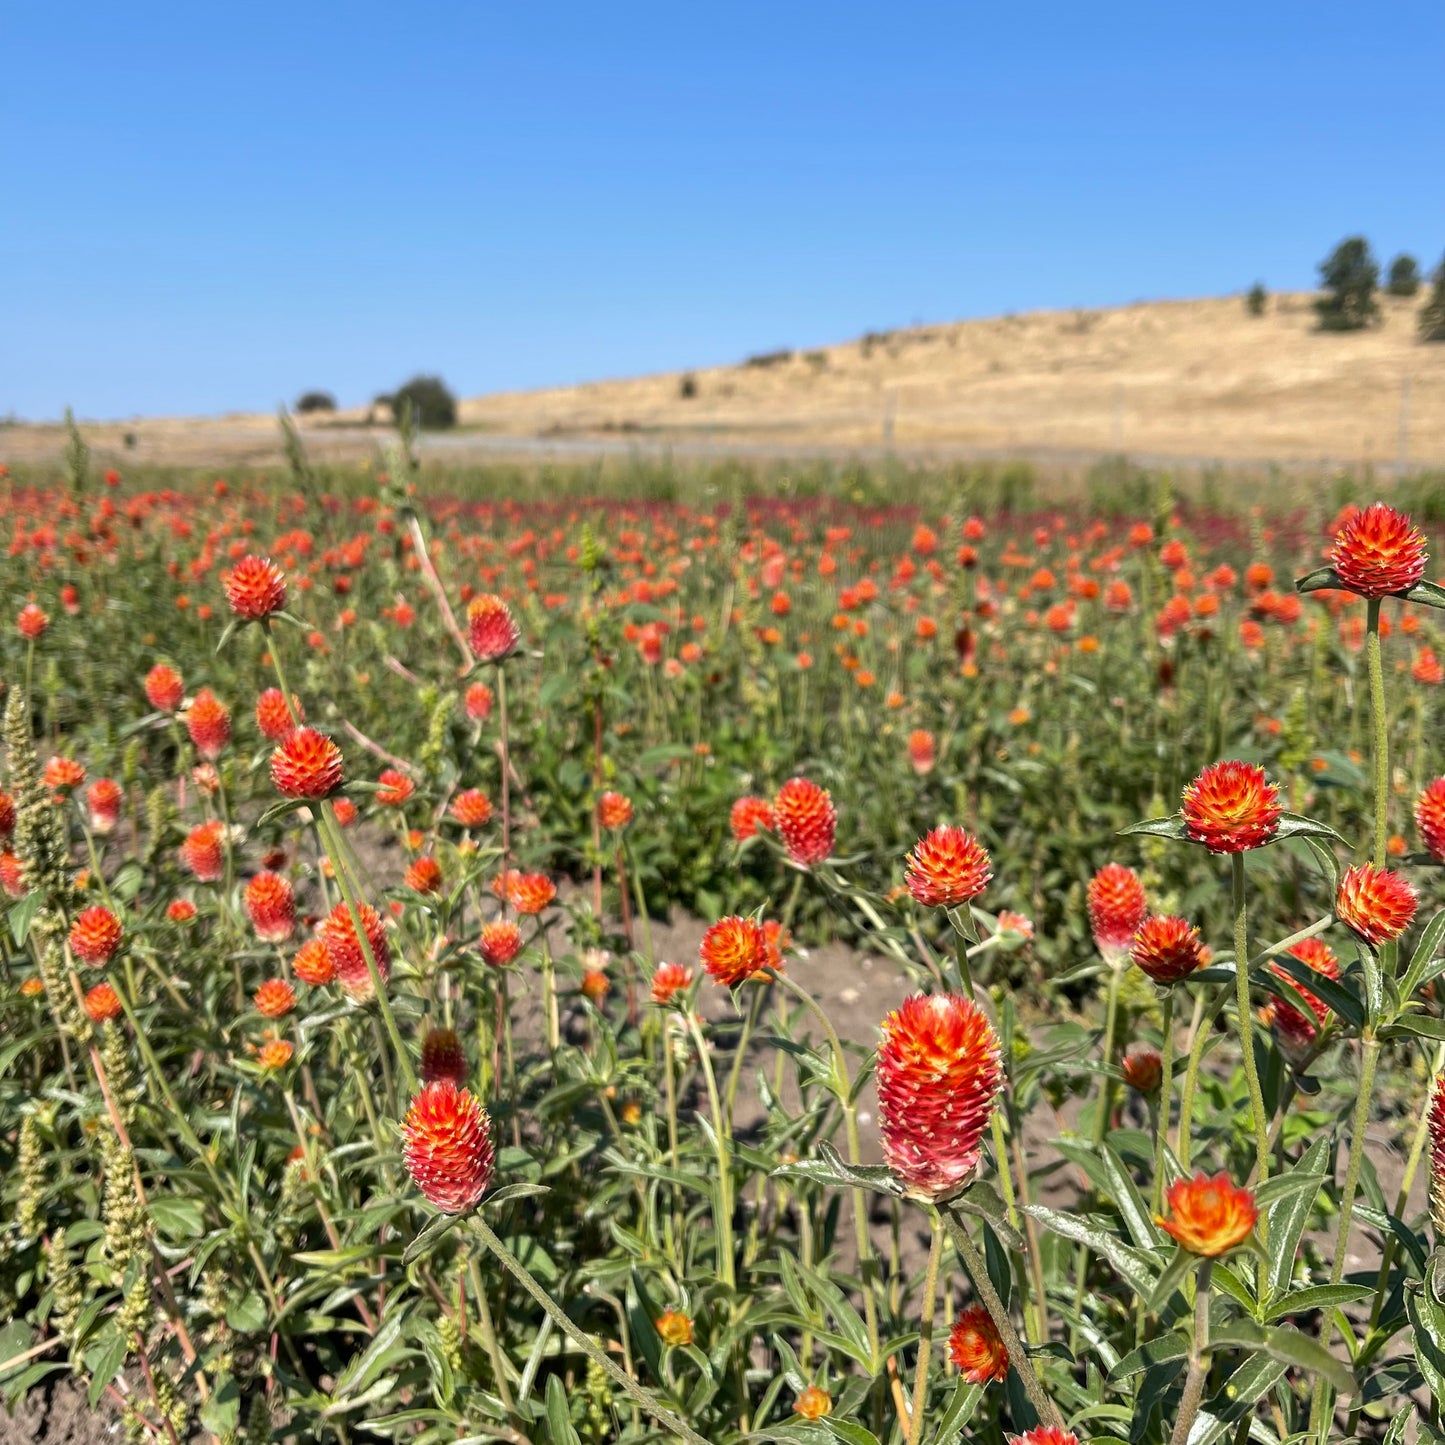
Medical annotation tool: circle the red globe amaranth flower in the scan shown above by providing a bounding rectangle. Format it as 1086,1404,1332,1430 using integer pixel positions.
0,853,26,899
700,915,770,987
947,1304,1009,1383
1121,1046,1163,1094
598,791,634,830
421,1026,469,1087
270,727,344,799
1328,502,1427,598
1418,778,1445,863
908,728,937,775
876,993,1003,1202
1130,915,1205,986
1427,1078,1445,1236
45,756,85,795
145,663,184,713
904,826,992,908
405,856,443,894
185,688,232,760
258,1039,294,1070
467,593,521,662
1336,864,1417,945
245,872,296,943
581,969,609,1004
376,769,415,806
180,821,226,882
84,982,123,1023
729,795,774,842
254,978,296,1019
167,898,197,924
773,777,836,866
292,937,335,986
319,900,392,1001
86,778,123,834
1088,863,1148,958
17,603,49,640
451,789,493,827
0,790,14,839
507,873,556,915
332,797,358,827
223,555,287,620
1261,936,1340,1060
650,961,693,1004
401,1079,496,1214
1157,1171,1258,1256
69,906,123,966
1009,1432,1080,1445
464,681,494,720
255,688,301,741
479,919,523,967
1180,760,1281,853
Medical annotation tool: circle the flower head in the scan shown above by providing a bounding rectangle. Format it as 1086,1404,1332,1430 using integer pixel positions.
180,821,226,882
0,791,14,840
507,872,556,915
1180,761,1281,853
255,688,301,741
45,756,85,795
145,663,184,713
450,789,493,828
598,791,634,830
292,938,335,986
223,555,287,620
1261,937,1340,1060
1329,502,1427,598
421,1026,469,1087
376,769,414,807
258,1038,294,1070
773,777,836,867
908,729,937,775
467,593,521,663
167,898,197,924
877,993,1003,1202
700,916,770,987
1009,1431,1080,1445
1157,1171,1258,1256
793,1386,832,1421
185,688,232,761
947,1304,1009,1383
84,982,122,1023
1121,1046,1163,1094
86,778,123,834
270,727,344,799
464,681,494,720
17,603,49,640
254,979,296,1019
1130,915,1205,986
655,1309,693,1347
904,826,991,908
405,855,443,894
1336,864,1417,946
319,900,391,1001
650,961,694,1004
729,795,774,842
401,1079,495,1214
245,872,296,943
70,906,123,966
479,919,523,967
1417,778,1445,863
1088,863,1148,959
1428,1078,1445,1237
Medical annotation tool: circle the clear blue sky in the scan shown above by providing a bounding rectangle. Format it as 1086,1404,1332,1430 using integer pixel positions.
4,2,1442,420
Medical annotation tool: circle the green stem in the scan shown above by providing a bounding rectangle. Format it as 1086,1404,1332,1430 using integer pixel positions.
1177,988,1226,1172
466,1216,711,1445
1231,853,1269,1184
684,1011,736,1289
723,982,766,1127
907,1213,945,1445
1152,989,1176,1215
988,1108,1037,1344
1169,1261,1213,1445
1091,960,1124,1147
1366,597,1388,868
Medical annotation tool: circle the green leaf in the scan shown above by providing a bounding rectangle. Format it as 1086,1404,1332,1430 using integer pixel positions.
225,1292,267,1334
1380,1013,1445,1042
1400,910,1445,1002
486,1181,551,1209
1144,1246,1195,1315
821,1422,881,1445
402,1211,464,1265
198,1374,241,1436
1109,1331,1190,1380
954,1182,1024,1252
1266,1135,1330,1299
1018,1204,1158,1293
930,1379,982,1445
85,1325,128,1408
8,892,41,948
1272,813,1350,847
1402,579,1445,611
1295,565,1343,594
545,1373,582,1445
1118,815,1189,840
1257,1324,1354,1395
1270,953,1364,1030
1263,1283,1373,1322
148,1196,206,1240
1411,1257,1445,1399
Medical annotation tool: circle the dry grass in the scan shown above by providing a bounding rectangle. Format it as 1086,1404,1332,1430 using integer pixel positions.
5,291,1443,469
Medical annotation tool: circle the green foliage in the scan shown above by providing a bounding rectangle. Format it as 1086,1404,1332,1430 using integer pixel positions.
385,374,458,429
1246,282,1267,316
1385,253,1420,297
294,389,337,414
1420,254,1445,342
1315,235,1380,331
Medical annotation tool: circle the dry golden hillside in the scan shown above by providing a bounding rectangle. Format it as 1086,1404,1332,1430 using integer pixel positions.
4,291,1443,470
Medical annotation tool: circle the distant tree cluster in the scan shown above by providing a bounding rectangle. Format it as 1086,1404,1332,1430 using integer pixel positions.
290,377,461,428
1247,238,1445,341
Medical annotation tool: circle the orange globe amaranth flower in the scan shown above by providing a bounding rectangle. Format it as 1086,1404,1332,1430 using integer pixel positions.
947,1303,1009,1383
479,919,523,967
581,969,609,1004
401,1079,496,1214
319,900,392,1002
1328,501,1427,598
254,978,296,1019
245,871,296,943
145,663,184,713
598,790,634,830
793,1386,832,1421
1261,936,1340,1061
69,906,123,966
773,777,836,866
255,687,301,741
0,790,15,839
655,1309,694,1347
700,915,770,987
0,854,27,900
1130,915,1205,986
83,981,123,1022
180,820,226,882
907,728,936,775
464,681,494,720
292,937,335,986
185,688,232,761
223,554,288,620
1428,1078,1445,1236
507,873,556,915
650,961,693,1004
258,1038,294,1070
421,1026,469,1087
1121,1045,1163,1094
729,795,774,842
1180,760,1281,853
450,788,493,828
1336,864,1418,945
877,993,1003,1202
1415,648,1445,687
904,826,992,908
1088,862,1149,959
1418,778,1445,862
376,768,415,806
332,797,358,827
406,856,444,894
1009,1431,1080,1445
17,602,50,640
86,778,123,834
45,756,85,795
20,976,45,998
270,727,344,799
467,593,522,663
167,898,197,924
1157,1171,1258,1256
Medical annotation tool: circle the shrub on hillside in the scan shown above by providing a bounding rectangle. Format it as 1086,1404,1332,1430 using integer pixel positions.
1245,282,1267,316
295,390,337,415
385,375,458,429
1315,236,1380,331
1420,255,1445,342
1386,253,1421,297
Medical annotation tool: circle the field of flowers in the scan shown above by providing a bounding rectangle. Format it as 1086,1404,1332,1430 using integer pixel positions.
5,437,1445,1445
